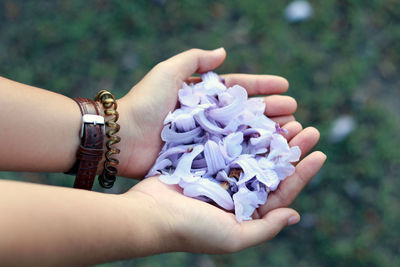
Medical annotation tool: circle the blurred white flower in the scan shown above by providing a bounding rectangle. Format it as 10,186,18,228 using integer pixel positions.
329,115,356,143
284,0,313,22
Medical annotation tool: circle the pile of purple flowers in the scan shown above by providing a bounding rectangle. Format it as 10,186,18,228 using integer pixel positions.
147,72,301,222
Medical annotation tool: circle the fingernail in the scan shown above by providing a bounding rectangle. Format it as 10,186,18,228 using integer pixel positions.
288,215,300,225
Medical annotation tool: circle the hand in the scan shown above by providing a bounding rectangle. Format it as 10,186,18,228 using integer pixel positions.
116,48,298,179
117,48,326,253
124,140,325,254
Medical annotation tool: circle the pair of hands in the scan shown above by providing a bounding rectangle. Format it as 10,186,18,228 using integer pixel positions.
115,48,326,253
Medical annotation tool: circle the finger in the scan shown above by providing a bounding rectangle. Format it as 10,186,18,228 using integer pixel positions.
282,121,303,142
259,151,326,214
262,95,297,117
234,208,299,250
270,115,295,126
186,74,290,97
289,127,320,159
251,209,261,220
185,76,202,84
184,81,296,117
221,74,289,96
160,48,226,80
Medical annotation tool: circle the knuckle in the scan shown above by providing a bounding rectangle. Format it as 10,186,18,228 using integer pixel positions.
275,186,290,206
153,61,168,71
297,171,309,185
188,48,201,54
152,61,174,77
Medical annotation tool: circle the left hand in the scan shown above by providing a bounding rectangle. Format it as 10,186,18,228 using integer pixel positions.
115,48,297,179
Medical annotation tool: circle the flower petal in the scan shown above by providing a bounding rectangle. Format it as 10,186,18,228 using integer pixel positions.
179,83,200,107
220,132,243,163
182,178,234,210
146,145,192,177
159,145,204,185
245,98,266,117
161,125,202,144
249,133,273,155
194,110,227,135
233,155,280,189
147,159,172,177
174,113,197,132
248,115,276,132
201,72,226,95
215,170,238,186
233,184,267,222
204,139,226,176
207,85,248,125
287,146,301,162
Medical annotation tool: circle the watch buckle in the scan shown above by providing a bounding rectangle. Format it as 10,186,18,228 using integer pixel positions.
80,114,105,138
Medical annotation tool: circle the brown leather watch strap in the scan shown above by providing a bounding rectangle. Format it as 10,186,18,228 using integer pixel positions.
74,97,101,116
71,98,105,190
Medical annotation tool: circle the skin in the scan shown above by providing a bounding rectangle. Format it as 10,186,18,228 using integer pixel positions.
0,48,326,265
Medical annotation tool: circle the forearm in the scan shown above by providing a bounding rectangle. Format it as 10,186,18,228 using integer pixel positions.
0,180,166,266
0,76,81,172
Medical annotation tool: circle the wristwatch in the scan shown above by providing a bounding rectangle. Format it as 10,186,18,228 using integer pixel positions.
67,98,105,190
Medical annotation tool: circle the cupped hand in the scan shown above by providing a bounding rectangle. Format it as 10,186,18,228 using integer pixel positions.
116,48,326,253
116,48,297,179
123,129,325,253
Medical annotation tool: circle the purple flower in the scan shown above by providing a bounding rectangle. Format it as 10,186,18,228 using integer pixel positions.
164,104,214,132
194,110,227,135
232,184,268,222
220,132,243,163
159,145,204,184
216,170,238,187
201,72,226,95
178,83,200,107
207,85,248,125
232,155,280,191
275,123,289,135
248,130,273,154
161,125,202,144
147,145,192,176
181,178,234,210
204,139,226,176
257,133,301,189
147,71,301,222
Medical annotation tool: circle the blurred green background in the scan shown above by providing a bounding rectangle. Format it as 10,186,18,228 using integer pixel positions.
1,0,399,266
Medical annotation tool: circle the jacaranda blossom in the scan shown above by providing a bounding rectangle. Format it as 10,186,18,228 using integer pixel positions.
146,71,301,222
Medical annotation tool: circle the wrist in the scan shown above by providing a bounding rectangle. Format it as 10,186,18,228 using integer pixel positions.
110,98,132,177
95,91,122,188
94,102,107,175
113,97,147,179
116,95,167,179
118,189,173,256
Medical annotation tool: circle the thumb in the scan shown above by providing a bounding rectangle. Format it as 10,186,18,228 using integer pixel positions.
234,208,300,251
157,48,226,80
